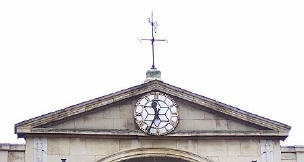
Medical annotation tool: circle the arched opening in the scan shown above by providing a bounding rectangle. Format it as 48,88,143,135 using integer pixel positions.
97,148,214,162
121,156,188,162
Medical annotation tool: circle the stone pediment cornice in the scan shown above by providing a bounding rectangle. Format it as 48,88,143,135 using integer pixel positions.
19,128,289,140
15,80,291,137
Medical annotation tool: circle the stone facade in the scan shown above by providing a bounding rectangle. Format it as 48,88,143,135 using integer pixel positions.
22,138,279,161
281,146,304,162
0,144,25,162
3,80,301,162
2,143,303,162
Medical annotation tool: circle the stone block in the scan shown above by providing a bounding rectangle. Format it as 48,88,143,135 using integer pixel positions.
25,138,35,162
188,107,205,119
177,140,198,155
74,117,84,129
48,138,70,155
281,160,297,162
297,153,304,162
57,119,75,129
227,120,256,131
48,155,95,162
140,139,154,148
216,119,228,130
178,119,217,131
8,152,24,162
120,103,133,119
113,118,128,129
196,120,216,130
218,156,260,162
198,140,227,157
103,107,120,119
84,139,119,156
68,155,95,162
175,119,187,131
127,118,136,129
0,151,8,162
47,155,65,162
179,105,189,119
70,138,86,156
86,109,105,118
119,139,140,151
240,140,260,156
151,139,177,148
95,118,114,129
226,140,240,156
180,119,195,130
281,153,296,160
273,140,282,162
204,112,217,120
83,116,96,129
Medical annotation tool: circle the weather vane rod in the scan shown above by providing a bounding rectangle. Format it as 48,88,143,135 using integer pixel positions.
139,11,167,69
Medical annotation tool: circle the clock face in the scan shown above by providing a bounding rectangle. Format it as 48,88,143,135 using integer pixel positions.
134,92,179,135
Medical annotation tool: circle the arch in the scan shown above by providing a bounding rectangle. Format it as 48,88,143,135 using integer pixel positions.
97,148,215,162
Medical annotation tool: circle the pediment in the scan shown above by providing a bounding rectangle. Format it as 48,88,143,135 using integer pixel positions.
15,80,290,140
48,97,258,132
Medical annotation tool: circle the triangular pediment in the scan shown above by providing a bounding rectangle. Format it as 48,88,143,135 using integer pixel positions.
15,80,290,140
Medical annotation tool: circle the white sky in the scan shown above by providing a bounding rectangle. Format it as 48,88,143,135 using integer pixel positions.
0,0,303,146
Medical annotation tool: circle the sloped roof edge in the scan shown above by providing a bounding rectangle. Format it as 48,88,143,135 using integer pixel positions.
154,81,291,130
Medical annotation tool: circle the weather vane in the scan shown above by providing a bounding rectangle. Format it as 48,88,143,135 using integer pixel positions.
138,11,167,69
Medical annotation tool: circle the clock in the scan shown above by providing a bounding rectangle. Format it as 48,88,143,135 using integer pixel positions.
134,92,179,135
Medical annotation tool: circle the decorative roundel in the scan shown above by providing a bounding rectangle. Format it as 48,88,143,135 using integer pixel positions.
134,92,179,135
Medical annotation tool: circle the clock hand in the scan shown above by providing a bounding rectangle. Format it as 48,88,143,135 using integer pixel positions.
147,100,158,133
154,108,161,127
152,100,162,127
152,100,159,118
147,115,156,133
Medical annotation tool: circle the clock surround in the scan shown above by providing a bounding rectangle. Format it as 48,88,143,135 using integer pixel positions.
134,91,179,135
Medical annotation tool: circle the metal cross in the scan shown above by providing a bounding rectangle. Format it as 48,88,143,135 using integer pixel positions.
139,11,167,69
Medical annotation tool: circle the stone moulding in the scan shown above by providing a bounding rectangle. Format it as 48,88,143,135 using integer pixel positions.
97,148,215,162
0,143,25,151
28,128,287,136
17,128,289,140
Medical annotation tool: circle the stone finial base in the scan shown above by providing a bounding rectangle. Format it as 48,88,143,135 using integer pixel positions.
144,68,162,83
